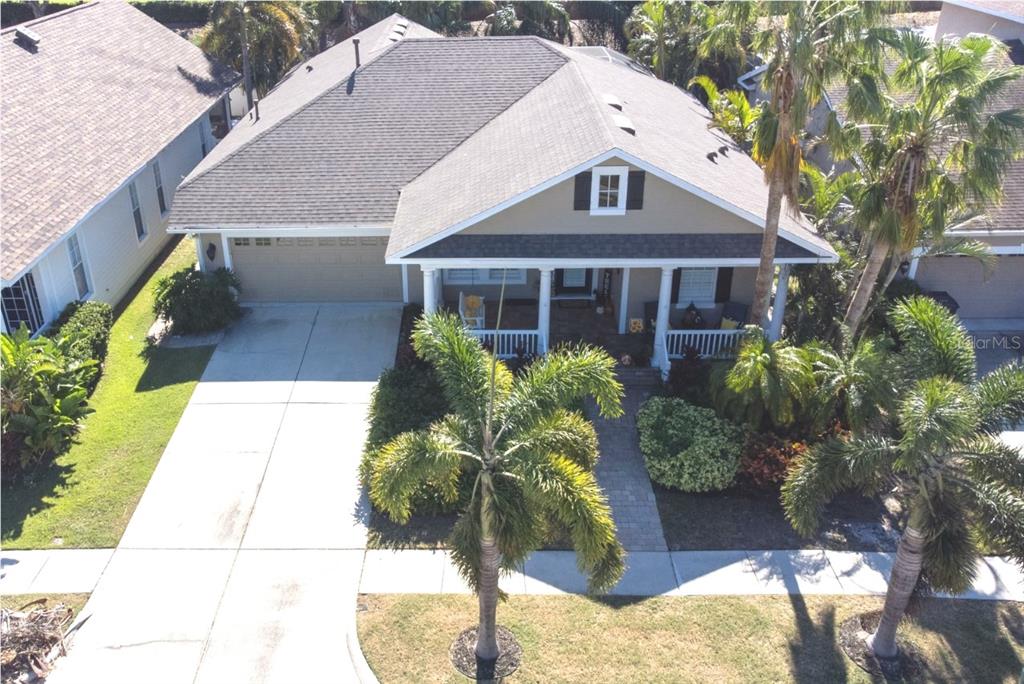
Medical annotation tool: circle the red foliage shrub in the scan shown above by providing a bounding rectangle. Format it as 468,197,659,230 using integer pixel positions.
739,432,808,488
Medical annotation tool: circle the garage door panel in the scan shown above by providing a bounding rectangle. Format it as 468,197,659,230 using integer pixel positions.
915,256,1024,318
232,241,402,302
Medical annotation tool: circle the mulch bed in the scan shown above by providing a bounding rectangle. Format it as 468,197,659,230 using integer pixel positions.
654,485,902,552
450,625,522,681
839,610,925,681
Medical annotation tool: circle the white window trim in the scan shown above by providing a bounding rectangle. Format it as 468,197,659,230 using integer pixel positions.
66,234,92,299
442,268,527,286
128,182,148,242
152,161,168,217
674,267,719,309
589,165,629,216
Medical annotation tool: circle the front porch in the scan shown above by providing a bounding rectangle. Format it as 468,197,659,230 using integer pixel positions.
418,264,793,375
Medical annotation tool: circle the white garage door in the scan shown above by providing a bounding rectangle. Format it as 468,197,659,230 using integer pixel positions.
230,236,403,302
915,255,1024,319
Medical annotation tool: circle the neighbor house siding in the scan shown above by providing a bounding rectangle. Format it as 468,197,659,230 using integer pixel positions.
463,158,761,237
935,4,1023,41
915,255,1024,319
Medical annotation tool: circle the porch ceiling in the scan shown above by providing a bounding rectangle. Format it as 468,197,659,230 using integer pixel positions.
404,232,821,262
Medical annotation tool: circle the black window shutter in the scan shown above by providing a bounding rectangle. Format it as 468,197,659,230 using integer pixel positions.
626,171,646,210
573,172,592,210
670,268,681,304
554,269,565,292
714,267,733,303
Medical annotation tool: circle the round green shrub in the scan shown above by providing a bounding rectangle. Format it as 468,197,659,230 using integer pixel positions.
53,300,114,364
153,267,241,334
636,396,743,492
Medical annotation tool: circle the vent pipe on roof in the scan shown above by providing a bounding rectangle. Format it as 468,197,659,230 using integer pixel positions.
253,98,260,122
353,38,361,67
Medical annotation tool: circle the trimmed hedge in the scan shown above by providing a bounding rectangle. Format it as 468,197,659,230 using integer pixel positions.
53,300,114,365
636,396,743,493
153,267,241,334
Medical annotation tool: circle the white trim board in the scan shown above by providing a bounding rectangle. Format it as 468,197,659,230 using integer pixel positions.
393,256,830,268
170,225,392,237
387,147,837,262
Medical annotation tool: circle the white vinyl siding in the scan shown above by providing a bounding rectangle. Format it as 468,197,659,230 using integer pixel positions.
67,234,91,298
676,267,718,307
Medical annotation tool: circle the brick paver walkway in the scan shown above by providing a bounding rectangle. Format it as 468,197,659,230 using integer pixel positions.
590,382,668,552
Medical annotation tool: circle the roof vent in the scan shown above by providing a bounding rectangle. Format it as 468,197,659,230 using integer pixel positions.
394,23,408,35
353,38,361,67
14,27,41,49
388,30,404,42
395,18,409,29
602,93,624,111
612,113,636,135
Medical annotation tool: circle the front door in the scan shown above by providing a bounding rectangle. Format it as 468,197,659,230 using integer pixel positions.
554,268,593,298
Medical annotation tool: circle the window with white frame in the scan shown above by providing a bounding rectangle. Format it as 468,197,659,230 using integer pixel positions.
1,272,45,335
443,269,526,285
676,268,718,307
128,182,146,240
590,165,628,215
254,237,271,246
152,162,167,215
67,234,90,298
232,238,250,247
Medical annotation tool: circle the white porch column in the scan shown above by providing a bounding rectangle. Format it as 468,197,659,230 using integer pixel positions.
422,268,437,314
193,234,207,272
538,268,553,354
220,234,233,271
401,264,409,303
653,267,674,374
617,267,631,334
768,264,791,341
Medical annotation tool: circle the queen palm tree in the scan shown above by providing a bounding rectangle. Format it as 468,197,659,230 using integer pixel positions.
200,2,312,100
783,296,1024,659
701,1,893,326
367,312,625,663
837,32,1024,335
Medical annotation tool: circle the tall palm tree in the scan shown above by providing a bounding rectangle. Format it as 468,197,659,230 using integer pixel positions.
200,2,312,100
702,1,893,326
784,296,1024,659
367,312,625,663
837,32,1024,335
690,75,761,148
625,0,675,80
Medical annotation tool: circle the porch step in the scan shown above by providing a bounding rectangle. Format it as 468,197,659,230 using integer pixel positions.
614,366,663,388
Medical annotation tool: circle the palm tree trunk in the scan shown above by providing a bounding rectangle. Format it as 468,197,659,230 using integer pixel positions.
475,472,500,661
749,173,785,326
239,2,254,111
843,239,889,336
869,526,925,658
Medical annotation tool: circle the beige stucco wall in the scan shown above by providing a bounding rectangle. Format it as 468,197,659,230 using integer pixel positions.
935,4,1023,41
915,255,1024,318
464,158,761,236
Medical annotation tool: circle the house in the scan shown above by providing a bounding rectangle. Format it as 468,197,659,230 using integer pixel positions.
168,14,838,374
935,0,1024,42
0,2,239,335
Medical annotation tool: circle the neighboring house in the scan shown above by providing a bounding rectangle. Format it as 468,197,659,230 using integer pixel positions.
0,2,239,335
169,14,838,374
935,0,1024,41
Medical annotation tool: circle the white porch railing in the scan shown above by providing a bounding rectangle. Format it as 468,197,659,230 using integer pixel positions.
665,329,746,359
468,329,542,358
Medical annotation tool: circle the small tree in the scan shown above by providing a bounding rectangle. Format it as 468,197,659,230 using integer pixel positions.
367,312,625,668
783,296,1024,659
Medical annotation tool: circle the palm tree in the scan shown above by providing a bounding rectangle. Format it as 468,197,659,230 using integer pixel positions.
625,0,675,80
807,333,895,431
367,312,625,663
712,326,815,431
690,75,761,148
837,32,1024,335
783,296,1024,659
518,0,570,43
702,1,893,326
199,2,312,100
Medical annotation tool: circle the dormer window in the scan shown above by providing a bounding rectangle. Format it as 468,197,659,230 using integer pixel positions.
589,165,628,215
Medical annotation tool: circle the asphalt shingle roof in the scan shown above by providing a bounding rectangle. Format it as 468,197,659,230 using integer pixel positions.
1,1,238,281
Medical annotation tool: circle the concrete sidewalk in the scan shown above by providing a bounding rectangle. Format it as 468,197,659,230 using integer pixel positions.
359,548,1024,601
1,549,113,595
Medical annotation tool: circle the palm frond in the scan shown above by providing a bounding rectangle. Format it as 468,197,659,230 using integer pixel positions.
898,377,978,461
368,429,463,524
888,296,976,384
959,435,1024,491
506,408,600,471
916,486,979,595
973,362,1024,432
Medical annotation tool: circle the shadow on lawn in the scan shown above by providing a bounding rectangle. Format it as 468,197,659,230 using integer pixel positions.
909,598,1023,682
1,461,74,543
135,346,215,393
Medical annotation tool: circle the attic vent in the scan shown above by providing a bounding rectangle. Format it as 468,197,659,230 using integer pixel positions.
14,27,41,47
395,19,409,29
602,93,623,111
612,113,636,135
388,30,403,42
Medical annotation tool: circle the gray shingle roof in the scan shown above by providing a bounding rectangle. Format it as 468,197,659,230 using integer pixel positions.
169,34,567,227
170,20,835,262
408,233,817,260
1,1,238,281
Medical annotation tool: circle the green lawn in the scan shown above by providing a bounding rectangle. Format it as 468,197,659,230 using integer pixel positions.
2,239,214,549
358,594,1024,683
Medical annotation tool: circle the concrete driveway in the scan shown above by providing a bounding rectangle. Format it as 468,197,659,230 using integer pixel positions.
50,303,401,684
